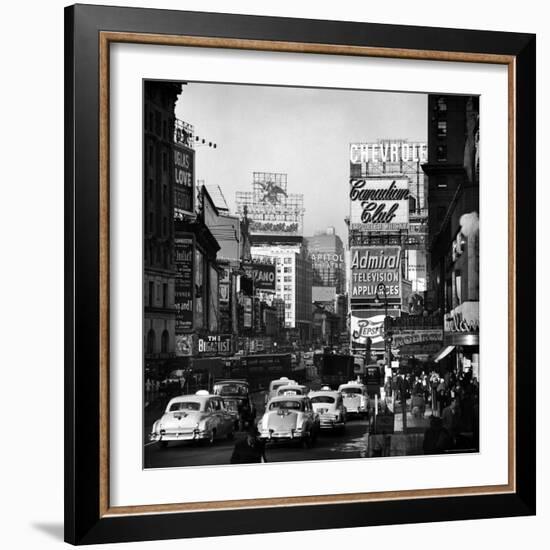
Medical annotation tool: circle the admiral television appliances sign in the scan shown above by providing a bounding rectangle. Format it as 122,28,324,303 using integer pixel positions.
350,246,401,305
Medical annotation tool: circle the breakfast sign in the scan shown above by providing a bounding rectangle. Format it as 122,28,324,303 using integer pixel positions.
349,177,410,231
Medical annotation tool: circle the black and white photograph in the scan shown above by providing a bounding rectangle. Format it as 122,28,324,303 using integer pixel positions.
143,81,480,469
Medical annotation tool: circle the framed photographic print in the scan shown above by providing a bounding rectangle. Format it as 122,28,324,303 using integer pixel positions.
64,4,536,545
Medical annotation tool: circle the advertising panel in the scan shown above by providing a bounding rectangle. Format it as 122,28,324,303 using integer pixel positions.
174,334,195,357
350,309,400,350
350,246,401,305
242,262,276,291
174,234,194,335
196,334,233,356
173,142,195,218
236,173,304,237
349,142,427,165
391,329,444,348
349,177,409,231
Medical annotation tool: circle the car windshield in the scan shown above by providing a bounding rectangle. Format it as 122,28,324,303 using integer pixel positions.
311,396,335,404
222,399,239,411
214,383,248,396
269,400,303,411
272,383,288,391
169,401,201,411
341,387,363,395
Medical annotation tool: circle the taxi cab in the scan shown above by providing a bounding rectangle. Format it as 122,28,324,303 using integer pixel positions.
308,389,346,432
258,395,320,447
276,383,308,397
265,377,297,404
149,391,235,448
337,381,370,417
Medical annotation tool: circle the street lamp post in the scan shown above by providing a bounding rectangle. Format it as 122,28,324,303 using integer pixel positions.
374,283,405,432
374,282,389,368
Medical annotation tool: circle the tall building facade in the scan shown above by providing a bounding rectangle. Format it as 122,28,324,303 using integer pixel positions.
237,172,313,344
251,245,312,341
143,81,182,369
422,95,479,376
304,227,345,293
347,140,430,358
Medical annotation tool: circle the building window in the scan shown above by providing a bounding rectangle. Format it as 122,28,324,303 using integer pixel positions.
146,329,156,354
284,276,292,282
437,120,447,138
436,145,447,162
284,267,291,273
437,97,447,112
163,185,168,204
284,257,292,264
162,120,168,140
162,151,168,172
161,329,169,353
162,283,168,308
162,216,167,236
148,281,154,307
285,303,292,310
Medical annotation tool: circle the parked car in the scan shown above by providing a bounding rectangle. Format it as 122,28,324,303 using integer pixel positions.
149,391,234,448
265,377,297,404
212,379,256,430
337,381,370,417
258,395,320,447
308,390,346,432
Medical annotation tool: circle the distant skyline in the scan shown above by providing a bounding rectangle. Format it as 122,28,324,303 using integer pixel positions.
175,82,427,242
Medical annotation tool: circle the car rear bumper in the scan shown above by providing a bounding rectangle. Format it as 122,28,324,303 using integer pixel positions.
149,430,210,442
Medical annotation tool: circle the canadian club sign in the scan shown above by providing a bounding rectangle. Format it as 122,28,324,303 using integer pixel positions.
349,177,409,231
350,246,402,305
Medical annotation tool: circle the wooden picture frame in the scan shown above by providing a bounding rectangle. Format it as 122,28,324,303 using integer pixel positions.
65,4,536,545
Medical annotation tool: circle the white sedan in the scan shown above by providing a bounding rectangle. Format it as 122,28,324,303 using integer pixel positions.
149,391,235,447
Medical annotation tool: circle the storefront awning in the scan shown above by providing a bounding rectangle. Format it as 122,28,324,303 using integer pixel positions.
434,345,455,363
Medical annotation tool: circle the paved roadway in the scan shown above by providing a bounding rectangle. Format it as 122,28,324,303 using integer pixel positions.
144,416,371,468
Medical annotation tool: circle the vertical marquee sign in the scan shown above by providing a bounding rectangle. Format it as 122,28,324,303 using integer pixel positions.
174,234,194,357
173,142,195,218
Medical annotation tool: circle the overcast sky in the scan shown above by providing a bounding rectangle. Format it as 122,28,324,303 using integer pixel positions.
175,82,426,241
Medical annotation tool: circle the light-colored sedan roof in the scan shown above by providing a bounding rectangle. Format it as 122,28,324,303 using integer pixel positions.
308,390,340,399
277,384,307,392
268,394,309,404
166,394,213,407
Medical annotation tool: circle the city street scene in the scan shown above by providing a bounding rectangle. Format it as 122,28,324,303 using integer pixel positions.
143,81,480,468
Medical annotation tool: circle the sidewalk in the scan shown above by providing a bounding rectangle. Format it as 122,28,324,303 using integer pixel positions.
388,398,433,433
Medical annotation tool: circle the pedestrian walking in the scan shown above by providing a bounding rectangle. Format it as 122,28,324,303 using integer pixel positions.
441,398,461,442
230,425,267,464
423,415,453,454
